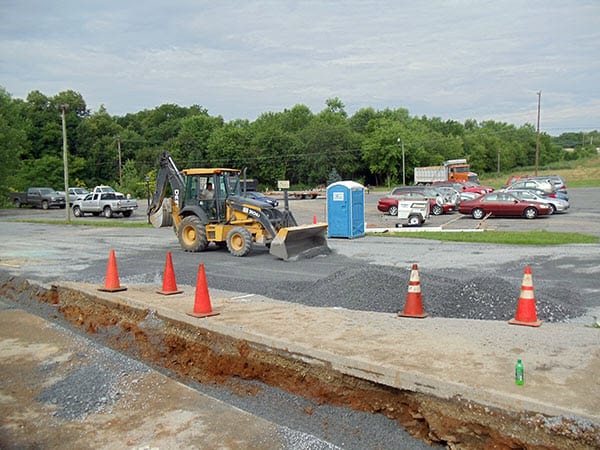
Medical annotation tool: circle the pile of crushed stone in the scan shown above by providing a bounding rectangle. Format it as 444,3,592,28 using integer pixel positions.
262,265,586,323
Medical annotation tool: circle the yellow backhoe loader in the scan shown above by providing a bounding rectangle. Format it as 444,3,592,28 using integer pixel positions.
147,151,329,260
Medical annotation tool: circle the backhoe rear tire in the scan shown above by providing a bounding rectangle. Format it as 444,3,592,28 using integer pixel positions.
226,226,253,257
178,216,208,252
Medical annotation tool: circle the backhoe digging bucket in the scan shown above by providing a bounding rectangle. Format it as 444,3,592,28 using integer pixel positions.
269,223,329,261
149,198,173,228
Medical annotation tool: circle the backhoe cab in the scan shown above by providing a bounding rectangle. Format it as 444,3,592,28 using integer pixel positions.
147,151,329,260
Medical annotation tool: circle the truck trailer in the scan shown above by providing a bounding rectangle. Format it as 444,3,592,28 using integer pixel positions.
414,159,478,185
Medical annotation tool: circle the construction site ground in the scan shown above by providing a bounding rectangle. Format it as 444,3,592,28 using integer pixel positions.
1,188,599,449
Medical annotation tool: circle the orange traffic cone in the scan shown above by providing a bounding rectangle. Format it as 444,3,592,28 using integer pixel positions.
398,263,428,318
509,266,542,327
157,252,183,295
98,249,127,292
187,264,220,318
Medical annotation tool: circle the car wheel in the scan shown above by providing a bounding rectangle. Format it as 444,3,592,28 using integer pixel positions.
431,204,443,216
407,215,422,226
549,204,556,214
178,216,209,252
472,208,485,220
226,226,253,257
524,207,538,219
42,200,49,210
103,206,113,218
388,205,398,216
73,206,82,217
13,199,21,208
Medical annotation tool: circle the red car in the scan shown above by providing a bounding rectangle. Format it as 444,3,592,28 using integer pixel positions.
458,192,552,219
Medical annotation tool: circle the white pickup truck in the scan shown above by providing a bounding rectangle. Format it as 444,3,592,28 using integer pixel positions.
71,192,138,218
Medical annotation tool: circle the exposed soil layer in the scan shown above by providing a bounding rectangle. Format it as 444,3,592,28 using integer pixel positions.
1,275,597,449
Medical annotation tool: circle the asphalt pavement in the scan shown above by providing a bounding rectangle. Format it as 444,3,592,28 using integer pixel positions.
0,187,599,448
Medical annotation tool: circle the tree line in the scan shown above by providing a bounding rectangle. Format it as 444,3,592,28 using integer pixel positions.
1,86,598,203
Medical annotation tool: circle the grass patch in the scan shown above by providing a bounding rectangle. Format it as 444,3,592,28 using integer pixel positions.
6,218,152,228
369,230,599,245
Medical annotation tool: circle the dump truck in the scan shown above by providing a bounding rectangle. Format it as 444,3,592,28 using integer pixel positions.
147,151,329,260
414,159,478,184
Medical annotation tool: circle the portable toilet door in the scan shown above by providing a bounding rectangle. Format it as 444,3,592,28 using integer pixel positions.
326,181,365,238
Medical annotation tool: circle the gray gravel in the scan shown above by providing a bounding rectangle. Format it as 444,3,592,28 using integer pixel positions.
36,341,151,420
206,262,587,323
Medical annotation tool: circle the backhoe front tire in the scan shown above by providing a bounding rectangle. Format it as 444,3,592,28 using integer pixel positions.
226,226,253,257
178,216,208,252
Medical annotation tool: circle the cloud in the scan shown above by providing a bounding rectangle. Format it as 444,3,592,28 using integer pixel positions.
1,0,599,133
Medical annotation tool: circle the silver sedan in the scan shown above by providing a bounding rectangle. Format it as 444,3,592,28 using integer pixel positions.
501,188,570,214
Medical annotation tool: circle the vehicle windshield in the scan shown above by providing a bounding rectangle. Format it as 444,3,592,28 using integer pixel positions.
39,188,54,195
453,166,469,173
225,173,241,196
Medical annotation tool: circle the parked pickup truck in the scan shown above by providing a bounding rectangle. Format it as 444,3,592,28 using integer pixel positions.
71,192,138,218
10,187,66,209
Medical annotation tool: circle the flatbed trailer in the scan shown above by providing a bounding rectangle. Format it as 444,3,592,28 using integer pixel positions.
267,190,324,199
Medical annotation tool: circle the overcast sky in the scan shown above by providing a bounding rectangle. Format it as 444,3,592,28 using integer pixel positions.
1,1,599,135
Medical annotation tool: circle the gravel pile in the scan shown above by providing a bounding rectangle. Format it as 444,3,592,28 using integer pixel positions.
241,265,586,323
36,327,151,421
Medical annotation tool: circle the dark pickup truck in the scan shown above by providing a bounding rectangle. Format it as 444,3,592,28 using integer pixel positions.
10,187,66,209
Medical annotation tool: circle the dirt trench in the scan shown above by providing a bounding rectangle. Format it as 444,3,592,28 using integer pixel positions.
1,275,597,450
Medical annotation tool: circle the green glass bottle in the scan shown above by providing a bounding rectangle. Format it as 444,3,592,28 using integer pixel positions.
515,359,524,386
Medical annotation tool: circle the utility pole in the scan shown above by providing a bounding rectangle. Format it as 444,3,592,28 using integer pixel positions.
116,136,122,186
497,147,501,174
535,91,541,176
60,104,71,222
397,137,405,186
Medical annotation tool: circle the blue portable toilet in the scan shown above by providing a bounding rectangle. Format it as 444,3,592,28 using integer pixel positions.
326,181,365,238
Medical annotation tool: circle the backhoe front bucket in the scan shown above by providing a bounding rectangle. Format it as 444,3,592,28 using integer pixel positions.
269,223,329,261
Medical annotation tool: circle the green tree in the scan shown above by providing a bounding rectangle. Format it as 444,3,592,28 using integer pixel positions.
249,113,300,187
327,168,342,185
117,159,144,198
206,119,252,169
15,155,65,189
76,106,123,186
174,113,224,167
